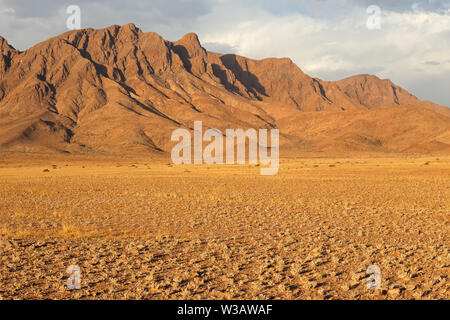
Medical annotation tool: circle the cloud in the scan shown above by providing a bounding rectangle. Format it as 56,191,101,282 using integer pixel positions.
193,1,450,106
203,42,237,54
0,7,14,14
0,0,213,49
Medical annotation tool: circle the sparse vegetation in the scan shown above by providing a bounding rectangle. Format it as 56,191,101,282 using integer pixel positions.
0,155,448,300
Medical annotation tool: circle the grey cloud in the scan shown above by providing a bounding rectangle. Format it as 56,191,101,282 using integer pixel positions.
402,72,450,106
350,0,449,12
0,0,213,50
220,0,450,19
203,42,237,54
311,66,386,82
0,0,212,19
1,0,61,18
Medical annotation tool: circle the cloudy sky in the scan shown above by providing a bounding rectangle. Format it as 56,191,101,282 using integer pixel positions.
1,0,449,106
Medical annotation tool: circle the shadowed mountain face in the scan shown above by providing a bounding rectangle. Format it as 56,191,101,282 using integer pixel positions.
0,23,449,155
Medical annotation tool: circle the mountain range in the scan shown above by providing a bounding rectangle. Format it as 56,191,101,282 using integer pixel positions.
0,23,449,156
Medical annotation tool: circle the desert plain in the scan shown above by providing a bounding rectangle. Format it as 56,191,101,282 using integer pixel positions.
0,152,448,300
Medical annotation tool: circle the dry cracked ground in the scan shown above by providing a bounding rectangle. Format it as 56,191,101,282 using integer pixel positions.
0,154,448,300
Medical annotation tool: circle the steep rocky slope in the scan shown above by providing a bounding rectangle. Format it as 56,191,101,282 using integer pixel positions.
0,24,448,155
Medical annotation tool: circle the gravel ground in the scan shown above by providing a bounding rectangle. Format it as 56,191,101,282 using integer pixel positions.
0,157,448,299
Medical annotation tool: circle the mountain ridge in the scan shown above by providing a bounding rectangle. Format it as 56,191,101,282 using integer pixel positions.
0,23,449,155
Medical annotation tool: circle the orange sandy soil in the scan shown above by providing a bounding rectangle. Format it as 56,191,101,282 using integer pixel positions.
0,153,448,299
